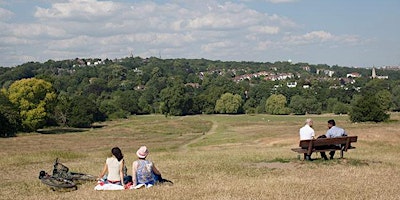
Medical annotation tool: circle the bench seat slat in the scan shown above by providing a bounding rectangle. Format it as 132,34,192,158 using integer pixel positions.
299,136,357,148
291,146,356,153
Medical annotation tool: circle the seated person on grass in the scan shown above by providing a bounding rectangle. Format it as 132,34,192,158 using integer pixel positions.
131,146,162,189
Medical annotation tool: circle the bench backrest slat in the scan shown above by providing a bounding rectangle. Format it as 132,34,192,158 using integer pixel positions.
299,136,357,148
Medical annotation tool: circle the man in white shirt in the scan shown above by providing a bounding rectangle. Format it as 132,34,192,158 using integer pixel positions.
299,118,315,160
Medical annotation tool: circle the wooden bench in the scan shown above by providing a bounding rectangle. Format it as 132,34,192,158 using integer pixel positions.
291,136,358,159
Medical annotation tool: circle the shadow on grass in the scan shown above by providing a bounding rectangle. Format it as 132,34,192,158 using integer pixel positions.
37,125,105,134
258,157,381,169
295,157,379,167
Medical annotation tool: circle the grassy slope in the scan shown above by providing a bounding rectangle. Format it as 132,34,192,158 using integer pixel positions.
1,114,399,200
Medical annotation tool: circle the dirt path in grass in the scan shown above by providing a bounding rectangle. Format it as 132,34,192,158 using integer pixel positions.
179,119,218,151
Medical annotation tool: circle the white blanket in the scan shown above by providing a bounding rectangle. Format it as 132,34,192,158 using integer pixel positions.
94,183,125,190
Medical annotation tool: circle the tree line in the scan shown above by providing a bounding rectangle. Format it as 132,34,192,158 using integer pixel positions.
1,57,399,137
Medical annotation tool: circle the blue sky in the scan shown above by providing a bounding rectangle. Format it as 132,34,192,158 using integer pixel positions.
1,0,399,68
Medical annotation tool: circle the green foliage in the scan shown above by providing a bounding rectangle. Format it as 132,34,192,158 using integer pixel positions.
289,95,321,115
97,89,142,119
0,92,20,137
265,94,290,115
6,78,56,132
392,83,400,111
326,98,338,113
112,90,140,114
289,95,306,115
243,98,258,114
350,92,390,123
99,99,127,119
375,90,392,111
333,102,350,115
2,57,400,126
159,78,188,116
349,79,392,122
215,93,243,114
67,95,105,128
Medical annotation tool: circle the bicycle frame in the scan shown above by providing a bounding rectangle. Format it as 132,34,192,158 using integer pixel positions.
52,158,70,179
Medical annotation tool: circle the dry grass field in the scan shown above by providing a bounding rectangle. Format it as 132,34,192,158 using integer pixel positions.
1,113,400,200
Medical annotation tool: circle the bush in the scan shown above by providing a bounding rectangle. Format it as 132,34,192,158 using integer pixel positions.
350,95,389,122
0,93,20,137
333,102,350,115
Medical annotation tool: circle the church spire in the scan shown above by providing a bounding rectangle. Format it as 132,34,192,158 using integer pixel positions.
372,66,376,78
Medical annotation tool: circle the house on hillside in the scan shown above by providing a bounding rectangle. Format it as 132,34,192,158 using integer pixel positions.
347,72,361,78
287,82,297,88
316,69,335,77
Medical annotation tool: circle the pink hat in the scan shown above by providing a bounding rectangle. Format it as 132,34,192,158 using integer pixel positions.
136,146,149,158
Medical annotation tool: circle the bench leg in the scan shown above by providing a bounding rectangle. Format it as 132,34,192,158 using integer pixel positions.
304,153,312,161
320,152,329,160
340,149,344,158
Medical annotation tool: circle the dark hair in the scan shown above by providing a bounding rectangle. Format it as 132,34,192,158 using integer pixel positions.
111,147,124,161
328,119,336,126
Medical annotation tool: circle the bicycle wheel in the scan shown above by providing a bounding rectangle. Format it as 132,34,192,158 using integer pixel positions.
68,172,97,181
40,177,77,189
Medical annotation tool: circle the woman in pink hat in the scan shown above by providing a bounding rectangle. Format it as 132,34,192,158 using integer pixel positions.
131,146,162,189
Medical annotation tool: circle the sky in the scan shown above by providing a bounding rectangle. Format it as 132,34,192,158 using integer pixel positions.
0,0,399,68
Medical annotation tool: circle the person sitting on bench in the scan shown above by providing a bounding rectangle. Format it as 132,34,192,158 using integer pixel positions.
320,119,348,160
299,118,315,160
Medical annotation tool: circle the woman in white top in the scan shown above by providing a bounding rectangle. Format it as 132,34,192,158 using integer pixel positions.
98,147,125,187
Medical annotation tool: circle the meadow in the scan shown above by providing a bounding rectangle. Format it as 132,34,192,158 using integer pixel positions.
1,113,400,200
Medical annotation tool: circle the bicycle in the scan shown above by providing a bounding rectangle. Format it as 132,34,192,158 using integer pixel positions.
52,158,97,183
39,158,96,190
38,170,77,191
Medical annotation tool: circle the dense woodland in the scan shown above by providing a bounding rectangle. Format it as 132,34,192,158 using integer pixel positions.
1,56,400,137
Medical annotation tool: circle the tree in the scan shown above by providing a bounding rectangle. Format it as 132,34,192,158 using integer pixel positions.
112,90,141,115
265,94,290,115
6,78,56,132
375,90,392,111
392,83,400,111
349,85,390,122
350,94,389,122
326,98,339,113
53,92,71,127
99,99,127,119
332,102,350,115
0,91,20,137
215,93,243,114
67,95,105,127
289,95,307,115
245,82,274,113
159,78,188,116
289,95,321,115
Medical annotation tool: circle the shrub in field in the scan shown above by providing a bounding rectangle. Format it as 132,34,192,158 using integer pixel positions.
0,92,20,137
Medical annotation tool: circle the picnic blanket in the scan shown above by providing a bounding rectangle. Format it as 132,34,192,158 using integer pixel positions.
94,182,152,190
94,183,125,190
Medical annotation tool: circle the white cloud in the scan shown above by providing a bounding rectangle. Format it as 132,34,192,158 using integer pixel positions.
11,23,67,38
249,25,280,34
202,40,234,52
0,36,34,45
266,0,298,3
282,30,362,47
284,31,334,45
0,7,14,21
34,0,121,20
241,0,298,3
